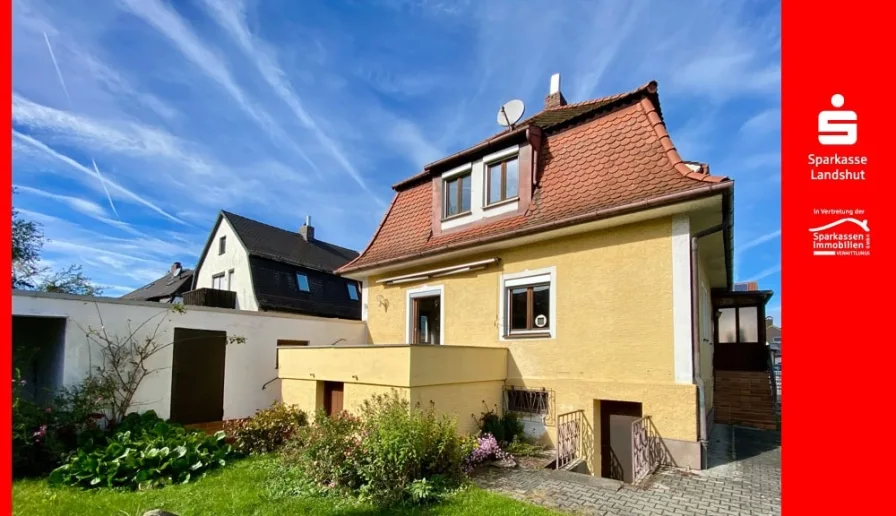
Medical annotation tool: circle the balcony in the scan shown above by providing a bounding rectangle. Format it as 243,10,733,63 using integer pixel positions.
277,344,507,387
183,288,236,309
276,344,507,433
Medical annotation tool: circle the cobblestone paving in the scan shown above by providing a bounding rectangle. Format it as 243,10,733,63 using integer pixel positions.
475,425,781,515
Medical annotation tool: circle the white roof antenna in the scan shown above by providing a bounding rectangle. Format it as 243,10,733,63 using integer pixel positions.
497,99,525,129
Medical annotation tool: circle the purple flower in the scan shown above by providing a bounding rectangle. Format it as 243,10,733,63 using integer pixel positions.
32,425,47,440
45,407,52,414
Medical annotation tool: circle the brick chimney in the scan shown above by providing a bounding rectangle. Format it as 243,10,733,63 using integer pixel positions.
544,73,567,109
299,215,314,242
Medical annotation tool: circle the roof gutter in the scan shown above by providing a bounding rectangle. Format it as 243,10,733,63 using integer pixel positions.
340,181,733,275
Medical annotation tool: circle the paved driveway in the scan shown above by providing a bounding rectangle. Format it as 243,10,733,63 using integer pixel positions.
475,424,781,515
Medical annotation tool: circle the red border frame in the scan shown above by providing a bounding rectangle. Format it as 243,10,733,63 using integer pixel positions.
784,1,893,512
3,0,13,511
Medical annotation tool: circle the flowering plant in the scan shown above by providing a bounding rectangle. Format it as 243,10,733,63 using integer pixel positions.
463,433,514,471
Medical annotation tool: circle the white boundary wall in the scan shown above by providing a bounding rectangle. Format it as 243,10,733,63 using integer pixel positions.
12,291,368,421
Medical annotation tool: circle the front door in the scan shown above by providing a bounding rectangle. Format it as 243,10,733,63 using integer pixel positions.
412,295,441,345
323,381,344,416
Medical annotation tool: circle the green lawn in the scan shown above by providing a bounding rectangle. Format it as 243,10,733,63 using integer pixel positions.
13,457,559,516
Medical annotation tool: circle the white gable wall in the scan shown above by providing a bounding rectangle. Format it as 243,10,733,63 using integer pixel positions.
195,217,258,311
12,291,368,420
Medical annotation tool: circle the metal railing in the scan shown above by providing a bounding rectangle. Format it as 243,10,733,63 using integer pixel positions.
632,416,665,482
556,410,585,470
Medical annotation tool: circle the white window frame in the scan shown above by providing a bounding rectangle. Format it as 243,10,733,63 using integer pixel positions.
227,269,234,291
498,267,557,341
218,236,226,255
405,284,444,345
442,164,473,219
212,273,225,290
483,147,521,208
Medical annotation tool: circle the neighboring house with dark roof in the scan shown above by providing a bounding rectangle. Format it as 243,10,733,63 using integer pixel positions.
120,263,193,303
276,74,750,477
192,211,361,320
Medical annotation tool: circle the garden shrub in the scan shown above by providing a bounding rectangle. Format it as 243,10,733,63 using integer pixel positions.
279,391,475,507
12,371,113,477
476,407,524,446
225,402,308,454
49,411,235,490
355,392,468,506
283,410,364,493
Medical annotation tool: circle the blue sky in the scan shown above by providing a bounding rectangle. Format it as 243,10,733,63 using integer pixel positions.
12,0,781,323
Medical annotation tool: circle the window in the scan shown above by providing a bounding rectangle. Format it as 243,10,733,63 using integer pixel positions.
500,268,555,339
212,273,225,290
218,236,226,255
406,286,443,345
486,156,519,205
718,307,760,343
508,284,550,334
505,387,550,415
347,283,359,301
296,273,310,292
275,339,309,368
227,269,234,291
444,173,472,218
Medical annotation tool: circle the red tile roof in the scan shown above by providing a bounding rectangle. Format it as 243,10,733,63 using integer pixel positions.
339,81,731,274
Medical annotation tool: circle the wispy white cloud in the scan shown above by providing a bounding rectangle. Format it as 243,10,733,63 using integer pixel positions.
116,0,322,181
13,130,184,224
197,0,387,205
737,229,781,255
740,108,781,136
13,184,107,218
747,263,781,282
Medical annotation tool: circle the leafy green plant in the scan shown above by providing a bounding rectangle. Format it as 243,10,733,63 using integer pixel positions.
282,410,364,493
476,407,524,446
225,402,308,455
355,392,468,507
49,411,235,490
12,371,112,478
505,437,543,457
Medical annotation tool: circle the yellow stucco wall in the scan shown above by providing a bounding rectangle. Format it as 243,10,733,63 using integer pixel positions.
411,381,505,435
365,217,699,468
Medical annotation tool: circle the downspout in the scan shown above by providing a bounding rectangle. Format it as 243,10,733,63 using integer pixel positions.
690,220,728,465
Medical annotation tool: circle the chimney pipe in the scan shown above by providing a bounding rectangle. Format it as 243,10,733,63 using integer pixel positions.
544,73,567,109
300,215,315,242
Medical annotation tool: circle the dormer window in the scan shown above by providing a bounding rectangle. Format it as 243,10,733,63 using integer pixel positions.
487,156,519,206
443,172,472,218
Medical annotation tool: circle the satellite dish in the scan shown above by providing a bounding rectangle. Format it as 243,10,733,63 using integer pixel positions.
497,99,525,128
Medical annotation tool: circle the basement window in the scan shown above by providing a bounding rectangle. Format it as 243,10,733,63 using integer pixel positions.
505,387,550,415
296,273,311,292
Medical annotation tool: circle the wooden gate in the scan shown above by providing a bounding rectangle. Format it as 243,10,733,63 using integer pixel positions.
631,416,665,482
169,328,227,425
556,410,584,470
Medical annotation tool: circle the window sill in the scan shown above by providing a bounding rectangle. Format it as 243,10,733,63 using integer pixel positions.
484,197,520,210
441,211,472,222
504,332,552,340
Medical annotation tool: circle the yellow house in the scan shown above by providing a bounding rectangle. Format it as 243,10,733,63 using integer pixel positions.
278,76,737,481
